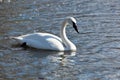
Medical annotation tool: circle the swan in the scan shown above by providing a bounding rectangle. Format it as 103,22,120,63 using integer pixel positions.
12,17,79,51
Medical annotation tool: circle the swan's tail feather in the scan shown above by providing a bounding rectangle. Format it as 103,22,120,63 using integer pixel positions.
10,36,23,44
10,36,21,40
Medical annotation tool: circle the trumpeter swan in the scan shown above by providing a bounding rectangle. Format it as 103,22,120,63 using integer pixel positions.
13,17,79,51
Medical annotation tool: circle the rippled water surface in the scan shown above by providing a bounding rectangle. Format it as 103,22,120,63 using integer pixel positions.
1,0,120,80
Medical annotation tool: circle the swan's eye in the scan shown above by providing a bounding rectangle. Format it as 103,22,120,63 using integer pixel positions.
72,22,79,33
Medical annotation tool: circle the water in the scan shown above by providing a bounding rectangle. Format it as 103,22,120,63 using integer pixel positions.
1,0,120,80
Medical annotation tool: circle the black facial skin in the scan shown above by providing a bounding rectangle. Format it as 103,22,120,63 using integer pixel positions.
72,21,79,33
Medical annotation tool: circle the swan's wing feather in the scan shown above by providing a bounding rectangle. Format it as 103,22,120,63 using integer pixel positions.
19,33,62,42
13,33,64,50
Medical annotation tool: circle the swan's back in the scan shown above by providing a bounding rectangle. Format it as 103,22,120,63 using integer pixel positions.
13,33,65,51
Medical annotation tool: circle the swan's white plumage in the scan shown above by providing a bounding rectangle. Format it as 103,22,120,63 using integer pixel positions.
13,17,79,51
14,33,65,51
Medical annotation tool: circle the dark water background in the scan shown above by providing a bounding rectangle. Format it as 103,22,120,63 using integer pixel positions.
1,0,120,80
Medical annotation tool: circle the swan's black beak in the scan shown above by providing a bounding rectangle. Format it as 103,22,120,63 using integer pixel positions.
72,22,79,33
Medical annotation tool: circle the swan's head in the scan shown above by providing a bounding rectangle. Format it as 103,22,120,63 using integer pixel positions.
66,17,79,33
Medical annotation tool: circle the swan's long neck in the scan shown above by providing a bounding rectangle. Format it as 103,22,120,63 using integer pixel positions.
60,21,76,51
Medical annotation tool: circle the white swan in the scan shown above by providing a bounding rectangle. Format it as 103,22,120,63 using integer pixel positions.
13,17,79,51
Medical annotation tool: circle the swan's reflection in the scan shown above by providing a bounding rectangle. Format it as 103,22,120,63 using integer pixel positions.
58,51,76,66
29,49,76,66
